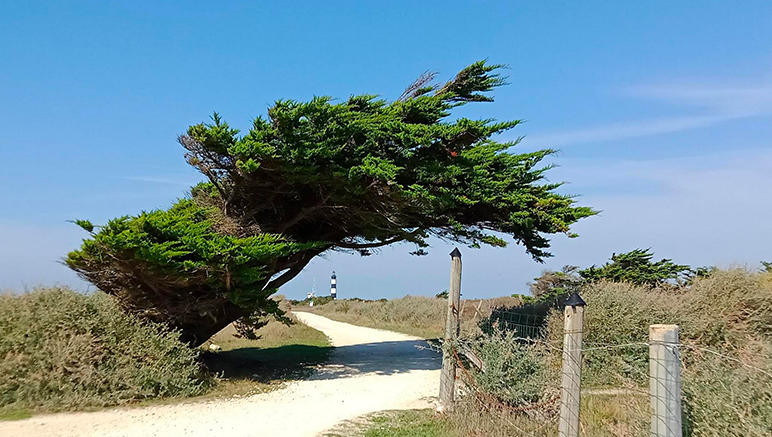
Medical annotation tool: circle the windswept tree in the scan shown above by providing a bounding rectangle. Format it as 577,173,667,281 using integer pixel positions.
579,248,690,287
67,62,595,346
527,265,583,306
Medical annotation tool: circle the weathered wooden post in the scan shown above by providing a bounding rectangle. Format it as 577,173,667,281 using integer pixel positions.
649,324,683,437
558,292,585,437
439,248,462,412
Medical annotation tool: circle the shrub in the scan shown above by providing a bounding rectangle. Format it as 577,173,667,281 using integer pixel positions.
683,353,772,437
542,269,772,436
527,265,582,307
289,295,335,307
545,280,684,385
0,287,209,412
481,303,550,339
467,329,556,407
680,268,772,344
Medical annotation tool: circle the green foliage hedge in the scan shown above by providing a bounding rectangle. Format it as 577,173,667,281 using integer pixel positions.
0,287,209,413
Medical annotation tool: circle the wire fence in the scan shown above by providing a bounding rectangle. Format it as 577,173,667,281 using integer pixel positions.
441,295,772,437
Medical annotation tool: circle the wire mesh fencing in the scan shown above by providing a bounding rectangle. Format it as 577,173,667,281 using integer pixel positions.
442,291,771,437
444,295,772,437
435,247,771,437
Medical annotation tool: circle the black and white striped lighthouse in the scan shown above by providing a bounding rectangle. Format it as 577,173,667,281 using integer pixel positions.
330,271,337,299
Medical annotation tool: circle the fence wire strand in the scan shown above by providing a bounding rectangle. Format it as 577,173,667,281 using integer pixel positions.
442,298,772,437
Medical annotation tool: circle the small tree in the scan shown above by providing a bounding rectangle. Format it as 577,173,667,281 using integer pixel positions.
67,62,595,346
527,265,582,306
579,249,690,287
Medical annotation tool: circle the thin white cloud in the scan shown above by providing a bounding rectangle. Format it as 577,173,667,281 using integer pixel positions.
555,148,772,196
526,114,740,149
525,81,772,148
536,148,772,274
627,84,772,114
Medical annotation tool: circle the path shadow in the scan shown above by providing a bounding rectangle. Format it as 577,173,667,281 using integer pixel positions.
203,339,441,383
312,339,441,380
202,344,332,383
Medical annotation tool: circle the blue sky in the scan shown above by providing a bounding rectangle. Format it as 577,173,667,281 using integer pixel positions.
1,1,771,299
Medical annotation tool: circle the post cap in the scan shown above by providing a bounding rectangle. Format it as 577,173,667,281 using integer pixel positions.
564,291,586,307
449,248,462,258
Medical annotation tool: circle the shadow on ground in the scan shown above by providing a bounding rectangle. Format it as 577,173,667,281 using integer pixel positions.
313,339,441,380
202,344,333,383
203,339,441,383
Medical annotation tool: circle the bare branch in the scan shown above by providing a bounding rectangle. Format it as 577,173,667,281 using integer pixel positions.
398,70,438,102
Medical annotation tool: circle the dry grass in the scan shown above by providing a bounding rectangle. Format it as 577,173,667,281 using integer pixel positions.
327,391,647,437
304,295,521,339
323,409,456,437
540,269,772,437
302,296,447,338
198,301,332,399
437,268,772,436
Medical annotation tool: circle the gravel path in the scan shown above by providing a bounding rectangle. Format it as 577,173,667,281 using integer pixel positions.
0,312,441,437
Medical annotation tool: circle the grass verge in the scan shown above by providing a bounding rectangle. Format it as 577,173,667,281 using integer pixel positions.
303,295,521,339
198,311,332,399
325,393,647,437
323,409,456,437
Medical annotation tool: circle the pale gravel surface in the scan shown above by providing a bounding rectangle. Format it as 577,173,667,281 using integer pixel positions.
0,312,441,437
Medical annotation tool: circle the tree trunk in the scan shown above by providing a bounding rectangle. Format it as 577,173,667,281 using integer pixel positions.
177,301,247,347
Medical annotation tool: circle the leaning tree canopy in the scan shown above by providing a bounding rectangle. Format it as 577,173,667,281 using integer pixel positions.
181,61,595,261
67,61,595,345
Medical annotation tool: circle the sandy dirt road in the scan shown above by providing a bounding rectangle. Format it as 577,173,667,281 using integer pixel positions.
0,312,440,437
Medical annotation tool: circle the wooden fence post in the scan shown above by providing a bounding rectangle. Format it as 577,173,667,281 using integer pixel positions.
439,248,462,412
649,324,683,437
559,292,586,437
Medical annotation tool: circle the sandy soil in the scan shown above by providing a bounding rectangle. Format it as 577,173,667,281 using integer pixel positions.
0,312,441,437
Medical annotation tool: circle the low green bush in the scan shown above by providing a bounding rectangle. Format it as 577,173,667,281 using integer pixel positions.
0,287,209,413
467,329,556,407
543,269,772,437
466,269,771,436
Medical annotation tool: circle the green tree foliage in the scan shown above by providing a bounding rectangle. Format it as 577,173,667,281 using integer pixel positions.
67,61,595,345
67,200,312,344
579,248,690,287
527,265,582,307
683,265,718,285
762,261,772,273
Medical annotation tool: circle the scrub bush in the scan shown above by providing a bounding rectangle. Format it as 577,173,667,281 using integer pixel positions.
0,287,209,413
543,269,772,436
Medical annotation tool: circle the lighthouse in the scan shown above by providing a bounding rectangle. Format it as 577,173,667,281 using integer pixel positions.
330,271,337,299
